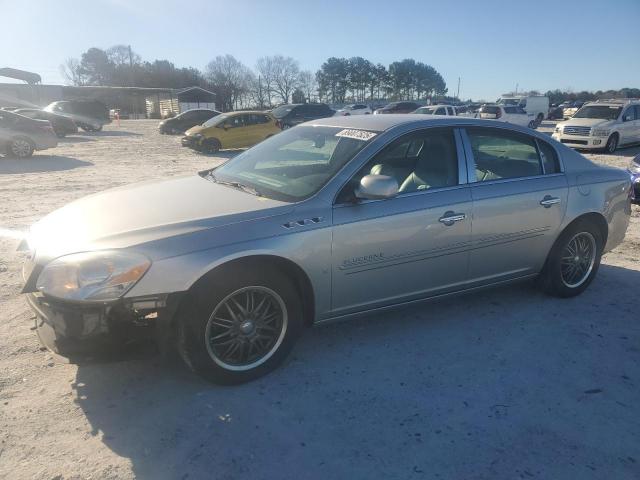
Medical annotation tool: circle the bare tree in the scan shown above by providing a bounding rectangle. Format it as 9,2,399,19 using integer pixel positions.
255,56,276,107
106,45,141,66
60,58,85,86
205,54,252,111
270,55,300,104
298,70,317,103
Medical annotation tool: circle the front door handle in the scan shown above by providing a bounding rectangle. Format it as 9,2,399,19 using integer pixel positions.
540,195,561,208
439,211,466,226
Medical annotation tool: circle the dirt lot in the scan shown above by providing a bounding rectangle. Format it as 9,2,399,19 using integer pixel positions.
1,120,639,480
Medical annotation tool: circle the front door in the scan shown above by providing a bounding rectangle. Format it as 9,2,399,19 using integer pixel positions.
462,127,568,284
331,127,472,316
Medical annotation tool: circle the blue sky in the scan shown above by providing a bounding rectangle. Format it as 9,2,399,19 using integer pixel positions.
2,0,639,100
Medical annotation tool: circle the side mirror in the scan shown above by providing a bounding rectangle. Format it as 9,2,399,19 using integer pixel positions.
355,174,398,200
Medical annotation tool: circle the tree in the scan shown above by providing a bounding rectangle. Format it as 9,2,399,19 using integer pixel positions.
298,70,317,103
78,48,114,85
106,45,141,67
60,58,86,86
205,54,252,111
270,55,300,104
255,56,277,107
316,57,349,103
291,88,306,103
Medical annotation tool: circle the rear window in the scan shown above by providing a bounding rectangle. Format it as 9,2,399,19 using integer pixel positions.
480,106,500,115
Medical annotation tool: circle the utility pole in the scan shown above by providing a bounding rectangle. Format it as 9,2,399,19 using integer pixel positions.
515,83,518,95
456,77,461,100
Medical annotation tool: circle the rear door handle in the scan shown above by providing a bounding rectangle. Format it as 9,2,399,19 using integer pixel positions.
540,195,561,208
439,211,466,226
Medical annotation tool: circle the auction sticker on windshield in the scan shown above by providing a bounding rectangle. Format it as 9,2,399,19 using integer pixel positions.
335,129,377,141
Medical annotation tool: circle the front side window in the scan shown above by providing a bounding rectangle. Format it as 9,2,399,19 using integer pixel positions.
622,107,636,122
466,128,542,181
435,108,446,115
337,128,459,202
212,126,374,202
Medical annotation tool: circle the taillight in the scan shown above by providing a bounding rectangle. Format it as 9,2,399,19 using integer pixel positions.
496,110,502,119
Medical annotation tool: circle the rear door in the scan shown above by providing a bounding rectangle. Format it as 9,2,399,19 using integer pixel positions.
462,126,568,284
619,106,637,145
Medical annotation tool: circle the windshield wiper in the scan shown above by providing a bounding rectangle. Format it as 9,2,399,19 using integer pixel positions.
209,173,262,196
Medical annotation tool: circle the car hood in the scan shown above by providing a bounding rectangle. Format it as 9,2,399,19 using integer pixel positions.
28,175,292,260
185,125,207,135
559,118,613,128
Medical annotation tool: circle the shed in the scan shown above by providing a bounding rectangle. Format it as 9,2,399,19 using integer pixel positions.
145,87,216,118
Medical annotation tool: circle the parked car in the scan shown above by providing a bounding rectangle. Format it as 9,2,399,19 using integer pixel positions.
272,103,335,129
22,115,631,384
552,99,640,153
373,101,420,114
181,111,280,153
628,153,640,204
497,95,549,126
478,104,536,128
13,108,77,137
548,104,565,120
334,104,372,116
44,100,111,132
562,101,585,119
0,110,58,158
159,109,221,134
413,105,457,116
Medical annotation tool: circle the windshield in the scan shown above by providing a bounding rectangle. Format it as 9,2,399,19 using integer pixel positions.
414,107,437,114
203,113,228,127
272,105,294,117
573,106,622,120
211,126,375,202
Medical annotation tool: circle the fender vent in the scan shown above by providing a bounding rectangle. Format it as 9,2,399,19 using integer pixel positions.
283,217,324,229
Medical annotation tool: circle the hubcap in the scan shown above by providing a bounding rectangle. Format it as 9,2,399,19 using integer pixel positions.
204,286,287,371
560,232,597,288
11,139,31,157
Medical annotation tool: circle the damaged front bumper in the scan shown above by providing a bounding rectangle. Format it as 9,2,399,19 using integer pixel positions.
26,291,184,351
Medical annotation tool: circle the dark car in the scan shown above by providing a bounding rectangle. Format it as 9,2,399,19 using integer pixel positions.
44,100,111,132
271,103,335,129
158,109,221,134
374,101,420,114
0,110,58,158
13,108,78,137
547,104,564,120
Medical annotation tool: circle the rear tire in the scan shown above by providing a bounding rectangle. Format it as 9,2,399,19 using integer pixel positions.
536,113,544,127
538,219,604,298
177,267,303,384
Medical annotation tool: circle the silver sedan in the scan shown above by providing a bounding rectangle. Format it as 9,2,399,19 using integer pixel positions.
21,115,631,384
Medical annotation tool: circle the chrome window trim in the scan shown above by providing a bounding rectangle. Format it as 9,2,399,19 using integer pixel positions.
333,183,470,209
332,125,468,206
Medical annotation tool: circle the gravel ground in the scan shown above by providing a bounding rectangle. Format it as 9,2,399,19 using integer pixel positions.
0,120,639,480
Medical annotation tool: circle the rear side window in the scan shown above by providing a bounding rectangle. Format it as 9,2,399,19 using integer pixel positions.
466,128,542,181
537,140,561,174
435,108,446,115
504,106,516,113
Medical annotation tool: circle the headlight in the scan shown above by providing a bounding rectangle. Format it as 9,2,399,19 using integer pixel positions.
36,250,151,301
592,128,611,137
629,157,640,174
554,126,562,133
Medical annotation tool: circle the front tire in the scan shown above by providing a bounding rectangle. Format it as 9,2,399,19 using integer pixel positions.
604,133,618,154
178,267,303,384
6,137,35,158
538,220,603,298
201,138,221,154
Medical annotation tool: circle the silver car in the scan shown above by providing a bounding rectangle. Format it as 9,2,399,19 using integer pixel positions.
21,116,631,384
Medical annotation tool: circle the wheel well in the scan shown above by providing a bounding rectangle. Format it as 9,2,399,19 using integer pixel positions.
188,255,315,327
564,212,609,246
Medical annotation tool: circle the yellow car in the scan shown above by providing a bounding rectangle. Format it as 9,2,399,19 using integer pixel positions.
181,111,281,153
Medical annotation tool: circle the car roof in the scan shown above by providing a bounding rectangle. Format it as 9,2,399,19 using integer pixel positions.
305,114,534,133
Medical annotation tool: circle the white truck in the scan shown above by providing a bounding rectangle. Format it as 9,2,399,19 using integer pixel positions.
497,95,549,126
478,104,536,128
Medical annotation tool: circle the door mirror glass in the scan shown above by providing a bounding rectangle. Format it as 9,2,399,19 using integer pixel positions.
355,174,398,200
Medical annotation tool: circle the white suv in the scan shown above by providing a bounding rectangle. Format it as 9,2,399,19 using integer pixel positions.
334,104,372,116
552,99,640,153
478,104,536,128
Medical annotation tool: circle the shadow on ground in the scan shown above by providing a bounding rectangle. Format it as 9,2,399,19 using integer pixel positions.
71,264,640,479
58,135,95,143
0,155,93,174
79,130,143,137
